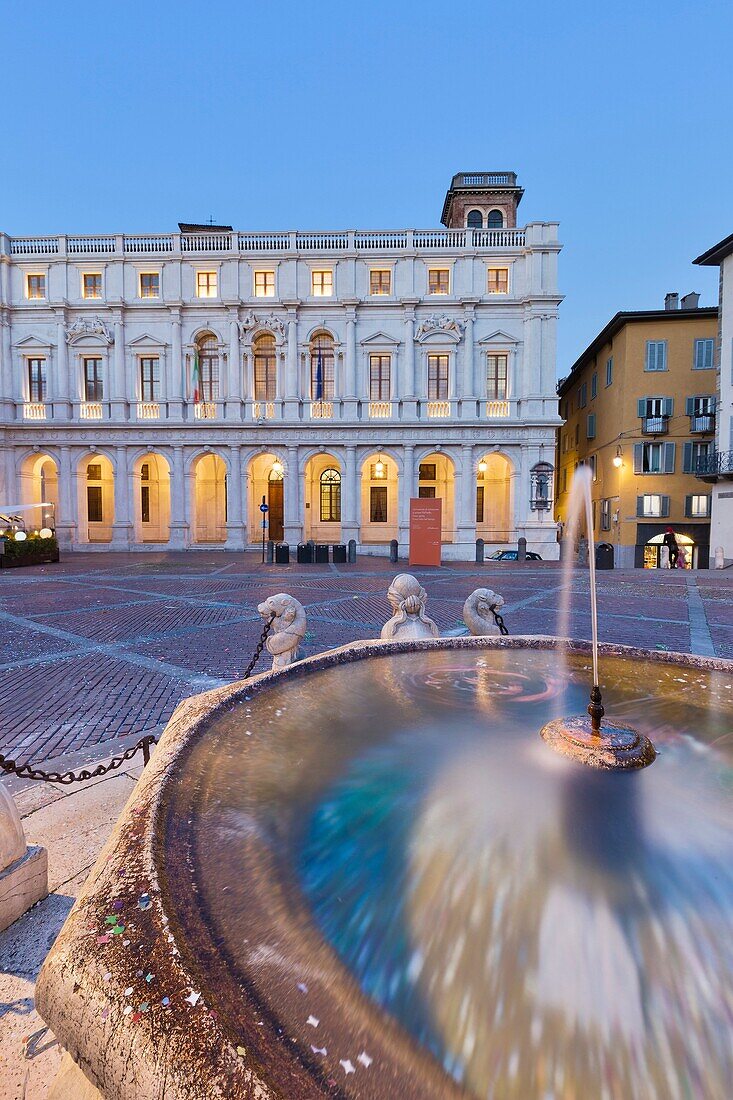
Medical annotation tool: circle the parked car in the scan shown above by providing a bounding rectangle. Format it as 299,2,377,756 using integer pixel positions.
488,549,543,561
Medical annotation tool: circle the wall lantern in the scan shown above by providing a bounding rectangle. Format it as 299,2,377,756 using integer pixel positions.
613,446,624,468
14,530,27,541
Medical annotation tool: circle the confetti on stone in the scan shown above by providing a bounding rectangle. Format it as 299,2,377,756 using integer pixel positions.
97,935,111,945
311,1046,328,1056
185,991,201,1006
145,973,154,983
105,916,118,925
113,900,124,911
138,893,152,911
131,1012,142,1024
124,987,133,997
161,997,170,1007
122,939,131,947
236,1046,246,1056
306,1015,319,1027
103,973,111,982
101,1007,109,1020
136,970,144,977
297,982,308,994
357,1051,373,1068
340,1059,356,1075
111,925,125,935
139,1002,150,1012
123,1006,133,1016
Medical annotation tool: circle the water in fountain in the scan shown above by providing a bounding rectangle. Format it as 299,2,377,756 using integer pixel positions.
557,464,599,686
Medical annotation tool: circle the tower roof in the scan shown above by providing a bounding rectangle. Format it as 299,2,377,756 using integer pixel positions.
441,172,523,227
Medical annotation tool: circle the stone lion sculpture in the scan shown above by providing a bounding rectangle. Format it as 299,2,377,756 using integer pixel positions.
462,588,505,636
381,574,439,641
257,593,308,671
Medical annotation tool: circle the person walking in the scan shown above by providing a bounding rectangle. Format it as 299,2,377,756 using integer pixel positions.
662,527,679,569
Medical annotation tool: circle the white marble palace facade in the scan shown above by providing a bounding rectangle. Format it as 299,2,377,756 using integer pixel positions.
0,173,562,559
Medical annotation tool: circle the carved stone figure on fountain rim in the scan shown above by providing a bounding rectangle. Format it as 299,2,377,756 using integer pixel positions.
381,574,439,640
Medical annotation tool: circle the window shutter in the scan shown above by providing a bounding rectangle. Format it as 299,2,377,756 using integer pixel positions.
684,494,692,517
659,342,667,370
646,343,655,371
663,442,675,473
683,442,693,474
705,339,713,369
694,340,703,370
637,398,647,418
710,395,717,412
663,397,673,417
685,396,695,416
661,495,670,517
587,413,596,439
636,496,644,517
633,443,643,474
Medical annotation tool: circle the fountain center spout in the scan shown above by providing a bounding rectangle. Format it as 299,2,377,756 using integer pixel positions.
587,684,605,734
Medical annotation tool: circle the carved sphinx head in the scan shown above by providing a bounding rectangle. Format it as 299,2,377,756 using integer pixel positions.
462,588,505,636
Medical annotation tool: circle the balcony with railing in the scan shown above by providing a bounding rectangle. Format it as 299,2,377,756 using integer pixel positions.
426,400,451,418
310,400,334,419
486,399,510,418
23,402,47,420
642,415,669,435
695,450,733,482
252,401,276,420
690,413,715,434
193,401,218,420
79,402,104,420
136,402,161,420
368,401,392,419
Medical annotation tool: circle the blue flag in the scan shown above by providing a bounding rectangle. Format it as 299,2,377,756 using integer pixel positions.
315,342,323,401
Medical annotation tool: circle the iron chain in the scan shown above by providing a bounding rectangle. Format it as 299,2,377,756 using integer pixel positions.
0,617,275,786
492,608,510,636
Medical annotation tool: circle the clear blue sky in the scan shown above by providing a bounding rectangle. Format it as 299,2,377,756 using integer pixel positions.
2,0,730,371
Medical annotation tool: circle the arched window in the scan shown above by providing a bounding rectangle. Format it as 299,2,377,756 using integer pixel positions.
320,467,341,522
466,209,483,228
268,465,284,482
530,462,554,511
310,333,335,401
487,209,504,230
254,332,277,401
195,333,219,402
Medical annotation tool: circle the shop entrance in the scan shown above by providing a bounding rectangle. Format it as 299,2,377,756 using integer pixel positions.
643,533,696,569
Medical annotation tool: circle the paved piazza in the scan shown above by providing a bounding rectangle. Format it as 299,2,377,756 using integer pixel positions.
0,553,731,769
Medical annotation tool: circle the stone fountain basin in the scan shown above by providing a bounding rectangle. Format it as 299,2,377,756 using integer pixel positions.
35,637,733,1100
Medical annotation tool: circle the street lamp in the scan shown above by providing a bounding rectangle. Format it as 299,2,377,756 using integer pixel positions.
613,446,623,468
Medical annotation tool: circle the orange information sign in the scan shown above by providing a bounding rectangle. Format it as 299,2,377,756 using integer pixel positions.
409,497,442,567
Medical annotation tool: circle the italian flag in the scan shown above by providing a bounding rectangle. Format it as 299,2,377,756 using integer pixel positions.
192,352,200,403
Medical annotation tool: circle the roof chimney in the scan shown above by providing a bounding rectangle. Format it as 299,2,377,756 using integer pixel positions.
680,291,700,310
664,292,679,311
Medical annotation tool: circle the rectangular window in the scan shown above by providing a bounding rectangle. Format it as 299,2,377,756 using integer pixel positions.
643,443,662,473
254,342,277,401
87,485,103,523
606,357,613,386
601,498,611,530
369,354,391,401
419,463,436,481
686,494,710,518
694,337,714,370
428,268,450,295
645,340,667,371
141,485,150,524
139,272,160,298
589,454,597,481
84,358,103,401
87,463,102,480
311,270,333,297
418,486,436,498
82,273,102,299
591,372,597,399
587,413,596,439
26,274,46,299
634,441,675,474
487,354,508,399
310,343,335,400
683,441,711,473
487,267,508,294
369,485,388,523
688,395,715,416
254,270,275,297
476,485,485,523
196,271,217,298
28,358,46,402
369,269,391,295
140,357,160,401
200,353,219,401
637,494,666,518
427,354,449,400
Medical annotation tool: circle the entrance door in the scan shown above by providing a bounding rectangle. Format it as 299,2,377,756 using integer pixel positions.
268,479,284,541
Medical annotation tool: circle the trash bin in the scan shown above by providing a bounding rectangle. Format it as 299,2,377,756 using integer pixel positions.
297,542,313,564
275,543,290,565
332,543,347,563
596,542,614,570
315,544,330,564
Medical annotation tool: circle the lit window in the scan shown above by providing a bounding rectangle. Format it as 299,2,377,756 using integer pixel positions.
139,273,160,298
196,271,218,298
601,499,611,530
688,494,710,517
466,210,483,228
487,209,504,229
311,270,333,297
26,274,46,299
84,358,103,401
427,354,449,399
254,333,277,400
369,355,391,401
195,334,219,400
28,358,46,401
254,271,275,298
140,357,160,401
487,267,508,294
428,268,450,295
310,334,335,400
320,467,341,522
82,273,102,299
640,494,663,517
487,354,508,399
369,269,391,295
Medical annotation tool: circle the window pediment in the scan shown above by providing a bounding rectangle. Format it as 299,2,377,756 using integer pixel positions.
360,330,400,347
478,329,520,347
415,315,464,343
14,334,53,350
66,316,114,345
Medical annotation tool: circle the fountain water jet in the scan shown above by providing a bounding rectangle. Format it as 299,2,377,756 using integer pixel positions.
541,466,656,769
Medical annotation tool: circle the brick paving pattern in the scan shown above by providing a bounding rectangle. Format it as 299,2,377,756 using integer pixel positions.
1,552,731,766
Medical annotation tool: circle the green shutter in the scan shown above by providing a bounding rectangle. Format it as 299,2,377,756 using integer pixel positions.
633,443,643,474
636,495,644,517
637,398,647,418
684,494,693,517
663,442,675,473
685,396,695,416
683,442,693,473
663,397,673,417
661,496,670,517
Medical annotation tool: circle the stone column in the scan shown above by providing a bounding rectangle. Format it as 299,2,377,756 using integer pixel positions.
1,313,13,419
342,444,359,545
111,445,132,548
398,443,415,549
57,445,77,548
343,307,358,419
226,317,241,421
169,445,187,548
54,318,70,419
112,318,126,421
461,311,476,418
226,444,246,548
402,309,417,418
169,311,183,420
284,314,299,419
457,443,476,550
284,445,301,546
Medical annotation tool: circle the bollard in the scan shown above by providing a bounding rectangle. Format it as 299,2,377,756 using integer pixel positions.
517,537,527,563
389,539,399,564
577,537,589,566
475,538,485,564
266,539,274,564
347,538,357,564
715,546,725,569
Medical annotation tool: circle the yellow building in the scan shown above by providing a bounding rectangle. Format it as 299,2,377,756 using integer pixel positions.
556,296,717,568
